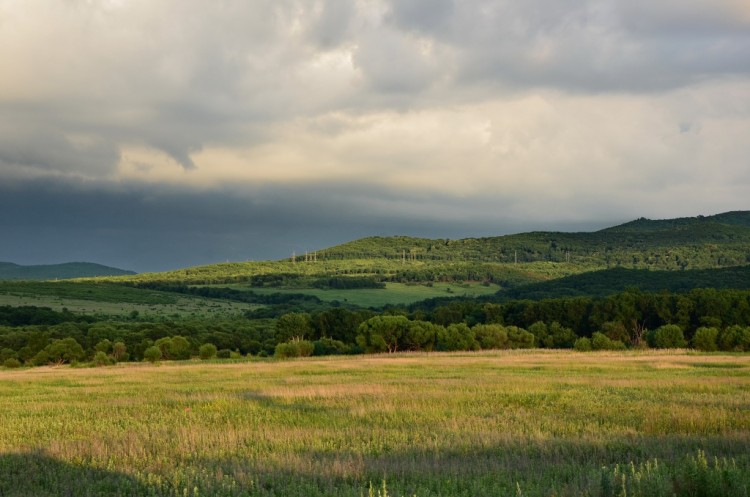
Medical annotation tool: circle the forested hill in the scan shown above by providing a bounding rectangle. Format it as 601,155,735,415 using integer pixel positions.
318,211,750,270
0,262,136,281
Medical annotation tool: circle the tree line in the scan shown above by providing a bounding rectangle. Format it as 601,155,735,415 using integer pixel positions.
2,288,750,368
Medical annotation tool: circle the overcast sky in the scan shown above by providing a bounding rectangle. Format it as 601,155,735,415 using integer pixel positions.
1,0,748,272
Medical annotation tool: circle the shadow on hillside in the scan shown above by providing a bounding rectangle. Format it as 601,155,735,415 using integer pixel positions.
0,451,149,497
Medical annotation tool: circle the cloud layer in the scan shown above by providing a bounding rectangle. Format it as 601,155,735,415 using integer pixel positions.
1,1,748,270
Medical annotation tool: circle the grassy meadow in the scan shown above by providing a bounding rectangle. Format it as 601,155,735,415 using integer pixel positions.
222,282,502,308
0,281,260,319
1,351,749,496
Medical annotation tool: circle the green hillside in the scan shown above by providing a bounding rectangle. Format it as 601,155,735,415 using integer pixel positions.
91,210,750,288
499,265,750,301
320,211,750,270
0,262,135,281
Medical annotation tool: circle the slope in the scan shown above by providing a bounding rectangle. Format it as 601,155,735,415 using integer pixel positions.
0,262,136,281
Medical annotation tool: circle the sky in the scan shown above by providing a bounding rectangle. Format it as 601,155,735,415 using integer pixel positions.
1,0,749,272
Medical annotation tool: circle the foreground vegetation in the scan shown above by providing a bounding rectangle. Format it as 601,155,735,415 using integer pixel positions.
0,351,748,496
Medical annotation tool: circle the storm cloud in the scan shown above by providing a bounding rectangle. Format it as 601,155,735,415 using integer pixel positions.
0,1,748,271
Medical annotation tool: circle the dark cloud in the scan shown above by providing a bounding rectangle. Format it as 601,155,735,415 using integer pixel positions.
0,178,625,272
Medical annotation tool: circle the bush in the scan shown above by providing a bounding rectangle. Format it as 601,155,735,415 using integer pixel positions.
692,327,719,352
112,341,128,362
143,346,162,363
473,324,509,350
651,324,687,349
30,350,51,366
297,340,314,357
217,349,232,359
574,337,592,351
0,348,17,362
92,350,112,367
275,340,314,359
717,326,750,351
437,323,478,351
506,326,535,349
275,341,301,359
3,358,22,369
199,343,218,360
591,332,625,351
312,338,351,356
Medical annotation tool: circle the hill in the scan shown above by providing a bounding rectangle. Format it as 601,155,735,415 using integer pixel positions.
0,262,136,281
498,265,750,300
92,210,750,287
320,211,750,270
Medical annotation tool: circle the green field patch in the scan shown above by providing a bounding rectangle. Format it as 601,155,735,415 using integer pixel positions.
690,362,746,369
0,286,261,319
224,282,500,308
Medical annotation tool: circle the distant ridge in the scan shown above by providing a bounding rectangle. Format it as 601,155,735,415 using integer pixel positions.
318,210,750,269
0,262,136,281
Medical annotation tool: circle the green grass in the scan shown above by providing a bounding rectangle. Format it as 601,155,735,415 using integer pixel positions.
0,281,260,319
1,351,749,496
216,282,501,308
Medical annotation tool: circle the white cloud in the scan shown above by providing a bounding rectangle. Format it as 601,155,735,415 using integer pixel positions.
0,0,748,226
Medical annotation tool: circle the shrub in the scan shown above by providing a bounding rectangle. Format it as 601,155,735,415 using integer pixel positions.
297,340,314,357
112,341,128,362
506,326,535,349
472,324,509,350
437,323,478,351
217,349,232,359
143,346,162,363
30,350,51,366
574,337,592,351
312,338,351,356
0,348,17,362
275,341,301,359
591,332,613,350
275,339,314,358
3,358,22,369
591,332,626,351
94,339,113,354
199,343,218,360
692,327,719,352
92,351,112,367
545,322,578,349
651,324,687,349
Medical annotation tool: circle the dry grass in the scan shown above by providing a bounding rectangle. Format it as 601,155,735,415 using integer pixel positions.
1,350,749,496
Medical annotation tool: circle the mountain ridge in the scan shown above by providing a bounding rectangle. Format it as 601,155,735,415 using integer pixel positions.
94,210,750,286
0,262,136,281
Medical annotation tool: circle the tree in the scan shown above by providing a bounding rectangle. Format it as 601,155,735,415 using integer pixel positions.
38,338,85,365
155,336,191,360
506,326,535,349
94,339,113,355
404,321,441,351
356,316,412,353
112,341,128,362
545,322,577,349
472,324,509,350
437,323,478,351
275,313,313,342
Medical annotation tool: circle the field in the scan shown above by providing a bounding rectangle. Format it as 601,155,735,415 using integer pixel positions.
1,351,749,496
221,282,502,308
0,281,260,319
